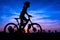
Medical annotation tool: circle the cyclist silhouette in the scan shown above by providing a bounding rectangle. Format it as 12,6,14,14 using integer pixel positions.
19,1,32,32
4,1,42,33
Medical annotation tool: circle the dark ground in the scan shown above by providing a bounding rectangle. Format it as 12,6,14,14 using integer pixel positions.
0,31,60,40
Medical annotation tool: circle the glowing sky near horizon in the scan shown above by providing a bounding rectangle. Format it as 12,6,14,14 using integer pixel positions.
0,0,60,32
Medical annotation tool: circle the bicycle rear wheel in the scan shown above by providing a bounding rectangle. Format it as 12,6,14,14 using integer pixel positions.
4,23,18,33
28,23,42,33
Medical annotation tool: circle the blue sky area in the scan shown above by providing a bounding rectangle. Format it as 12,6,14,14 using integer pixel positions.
0,0,60,32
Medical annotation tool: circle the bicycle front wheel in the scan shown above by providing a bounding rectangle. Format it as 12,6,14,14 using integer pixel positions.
4,23,18,33
28,23,42,33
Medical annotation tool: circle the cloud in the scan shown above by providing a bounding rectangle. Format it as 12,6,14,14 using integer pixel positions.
34,19,60,32
28,10,45,14
28,10,50,20
8,10,50,22
7,10,50,24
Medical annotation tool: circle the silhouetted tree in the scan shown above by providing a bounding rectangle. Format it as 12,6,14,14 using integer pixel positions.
33,27,36,32
48,30,51,33
8,26,14,33
42,30,46,33
55,30,57,33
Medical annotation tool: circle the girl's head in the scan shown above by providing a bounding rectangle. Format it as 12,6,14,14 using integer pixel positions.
24,1,30,8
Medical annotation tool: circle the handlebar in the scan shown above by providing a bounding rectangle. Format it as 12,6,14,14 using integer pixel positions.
28,15,32,19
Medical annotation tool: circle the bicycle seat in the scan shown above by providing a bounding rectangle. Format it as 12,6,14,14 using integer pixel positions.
14,18,20,20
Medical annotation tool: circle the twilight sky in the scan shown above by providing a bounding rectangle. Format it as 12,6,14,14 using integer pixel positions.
0,0,60,32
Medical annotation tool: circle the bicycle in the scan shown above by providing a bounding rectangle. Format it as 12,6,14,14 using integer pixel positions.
4,16,42,33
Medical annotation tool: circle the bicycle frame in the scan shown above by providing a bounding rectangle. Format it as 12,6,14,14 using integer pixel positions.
14,17,32,28
4,17,42,33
